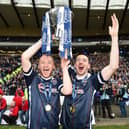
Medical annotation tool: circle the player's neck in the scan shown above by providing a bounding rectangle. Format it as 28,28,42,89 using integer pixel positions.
76,72,90,80
39,74,52,80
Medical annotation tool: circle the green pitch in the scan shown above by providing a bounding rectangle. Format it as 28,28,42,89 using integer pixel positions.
0,125,129,129
93,125,129,129
0,125,25,129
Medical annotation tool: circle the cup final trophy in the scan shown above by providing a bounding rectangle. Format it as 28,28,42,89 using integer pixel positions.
41,6,72,59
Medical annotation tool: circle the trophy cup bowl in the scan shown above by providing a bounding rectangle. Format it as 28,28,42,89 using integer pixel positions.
48,7,73,43
49,8,59,43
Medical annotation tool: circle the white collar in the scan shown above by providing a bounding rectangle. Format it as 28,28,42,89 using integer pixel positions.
76,73,91,80
39,74,53,81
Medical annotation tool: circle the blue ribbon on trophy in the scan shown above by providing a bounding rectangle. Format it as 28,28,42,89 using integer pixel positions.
42,6,72,59
42,12,52,55
56,6,72,59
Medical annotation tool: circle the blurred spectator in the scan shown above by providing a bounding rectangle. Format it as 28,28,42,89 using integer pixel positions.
13,91,22,110
94,90,101,116
117,81,128,117
15,87,24,97
100,84,114,118
0,89,7,124
20,96,29,124
111,83,117,104
2,101,19,125
8,83,17,95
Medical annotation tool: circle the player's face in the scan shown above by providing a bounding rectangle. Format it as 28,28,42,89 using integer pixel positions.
75,55,90,76
38,55,55,78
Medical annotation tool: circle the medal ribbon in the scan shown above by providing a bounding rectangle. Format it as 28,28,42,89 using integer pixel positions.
44,82,52,103
39,76,52,103
72,79,77,100
72,74,90,100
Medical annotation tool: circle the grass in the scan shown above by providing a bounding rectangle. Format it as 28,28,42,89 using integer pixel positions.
0,125,25,129
93,125,129,129
0,125,129,129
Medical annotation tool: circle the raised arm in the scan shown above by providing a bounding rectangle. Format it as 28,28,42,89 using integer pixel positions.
60,52,72,95
21,39,42,72
101,14,119,81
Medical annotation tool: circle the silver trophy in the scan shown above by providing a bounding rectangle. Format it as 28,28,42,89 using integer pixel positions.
48,7,73,42
42,7,73,59
48,8,59,42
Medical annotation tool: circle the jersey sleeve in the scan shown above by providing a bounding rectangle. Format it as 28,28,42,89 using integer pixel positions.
91,72,108,90
68,65,76,80
23,66,36,87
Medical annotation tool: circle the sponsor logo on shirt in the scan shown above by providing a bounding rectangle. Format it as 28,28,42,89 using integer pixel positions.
38,83,58,93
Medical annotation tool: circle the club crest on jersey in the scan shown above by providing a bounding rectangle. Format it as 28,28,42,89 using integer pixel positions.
38,83,45,93
52,79,57,85
82,79,87,86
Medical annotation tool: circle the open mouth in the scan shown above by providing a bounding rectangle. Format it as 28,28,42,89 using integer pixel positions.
78,66,84,71
43,68,49,72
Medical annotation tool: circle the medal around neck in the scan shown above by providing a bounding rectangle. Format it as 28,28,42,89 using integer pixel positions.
70,105,76,113
45,104,52,112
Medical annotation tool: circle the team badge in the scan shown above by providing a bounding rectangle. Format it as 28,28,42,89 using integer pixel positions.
38,83,45,93
82,79,87,86
52,79,57,85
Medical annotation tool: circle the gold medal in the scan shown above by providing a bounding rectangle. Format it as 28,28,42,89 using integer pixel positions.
70,105,76,113
45,104,52,112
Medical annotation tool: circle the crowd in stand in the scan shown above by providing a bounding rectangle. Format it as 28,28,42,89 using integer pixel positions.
90,53,129,118
0,53,129,125
0,55,25,95
0,55,21,78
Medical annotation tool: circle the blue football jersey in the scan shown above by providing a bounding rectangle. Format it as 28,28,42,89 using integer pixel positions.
61,67,106,129
24,67,63,129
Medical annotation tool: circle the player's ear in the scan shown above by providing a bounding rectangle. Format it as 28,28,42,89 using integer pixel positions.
88,63,91,70
74,63,76,68
38,63,41,73
53,63,56,70
38,64,40,70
